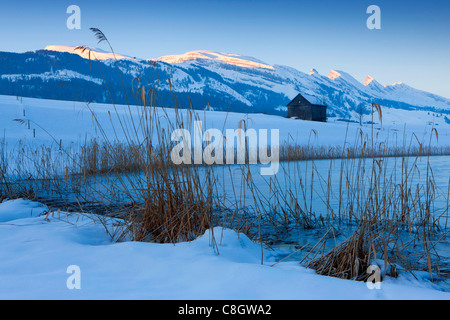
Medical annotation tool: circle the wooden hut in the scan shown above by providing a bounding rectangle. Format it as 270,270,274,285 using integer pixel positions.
287,93,327,122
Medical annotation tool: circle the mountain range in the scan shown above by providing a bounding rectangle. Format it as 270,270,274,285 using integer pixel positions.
1,45,449,119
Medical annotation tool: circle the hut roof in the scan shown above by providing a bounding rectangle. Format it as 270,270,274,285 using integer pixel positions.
288,93,325,106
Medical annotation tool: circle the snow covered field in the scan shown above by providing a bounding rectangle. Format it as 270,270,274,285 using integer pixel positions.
0,199,448,300
1,95,450,299
1,95,449,149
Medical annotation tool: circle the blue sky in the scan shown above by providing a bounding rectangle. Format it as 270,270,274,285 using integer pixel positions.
1,0,449,98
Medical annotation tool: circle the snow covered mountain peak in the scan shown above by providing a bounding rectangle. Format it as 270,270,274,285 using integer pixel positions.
326,69,367,91
45,45,134,61
309,68,319,76
327,70,342,80
364,75,375,86
384,82,405,88
157,50,275,70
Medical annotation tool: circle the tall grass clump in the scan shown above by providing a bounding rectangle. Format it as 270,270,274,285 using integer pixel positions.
0,135,8,202
61,28,238,243
279,107,449,281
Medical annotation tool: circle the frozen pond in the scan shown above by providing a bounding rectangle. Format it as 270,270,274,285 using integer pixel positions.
5,154,449,225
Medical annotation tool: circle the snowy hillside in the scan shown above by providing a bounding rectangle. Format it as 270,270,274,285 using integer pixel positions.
1,46,449,119
1,95,449,149
44,45,135,61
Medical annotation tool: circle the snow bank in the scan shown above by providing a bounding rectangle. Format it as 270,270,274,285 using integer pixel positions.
0,200,447,299
0,199,47,222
